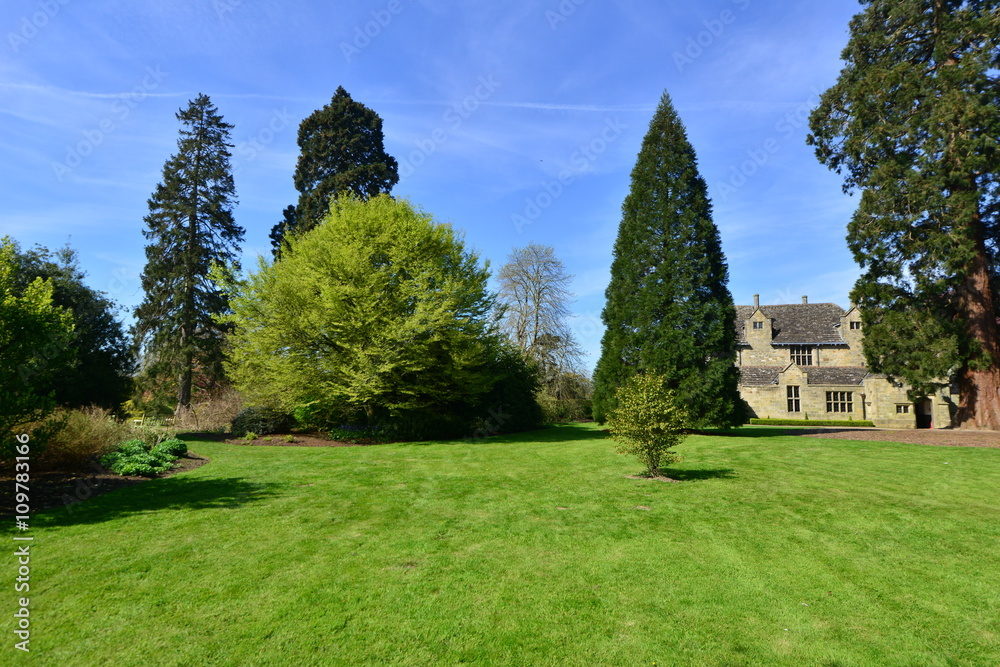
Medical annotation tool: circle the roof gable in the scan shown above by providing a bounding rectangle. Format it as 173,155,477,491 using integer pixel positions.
736,302,847,346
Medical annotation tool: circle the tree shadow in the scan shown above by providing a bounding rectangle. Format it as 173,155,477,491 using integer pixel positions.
399,422,609,447
663,467,737,482
33,476,281,528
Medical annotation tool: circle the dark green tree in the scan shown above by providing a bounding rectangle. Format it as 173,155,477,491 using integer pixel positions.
808,0,1000,430
270,86,399,254
10,242,133,410
134,93,243,412
592,91,745,428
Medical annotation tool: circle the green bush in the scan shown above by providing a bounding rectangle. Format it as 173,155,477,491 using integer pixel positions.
538,394,592,424
152,438,188,458
231,407,293,438
99,436,188,478
749,418,876,427
606,373,688,477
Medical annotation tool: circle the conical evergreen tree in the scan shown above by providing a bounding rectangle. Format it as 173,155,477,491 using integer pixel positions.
134,93,243,411
592,92,745,428
270,86,399,254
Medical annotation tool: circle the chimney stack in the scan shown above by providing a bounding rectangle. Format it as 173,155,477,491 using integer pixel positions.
802,295,808,304
753,294,759,309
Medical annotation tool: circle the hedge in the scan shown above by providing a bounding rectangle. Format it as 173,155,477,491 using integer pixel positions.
749,418,875,427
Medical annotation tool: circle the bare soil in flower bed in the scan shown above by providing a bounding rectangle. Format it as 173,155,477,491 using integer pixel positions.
1,452,211,517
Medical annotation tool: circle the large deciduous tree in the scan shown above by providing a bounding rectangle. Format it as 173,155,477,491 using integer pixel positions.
496,243,583,393
222,195,540,438
807,0,1000,429
134,93,243,413
269,87,399,254
10,242,133,410
0,238,74,439
592,91,745,428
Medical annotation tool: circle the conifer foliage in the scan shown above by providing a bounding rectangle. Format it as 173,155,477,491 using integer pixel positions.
593,92,744,428
808,1,1000,429
270,87,399,254
134,94,243,412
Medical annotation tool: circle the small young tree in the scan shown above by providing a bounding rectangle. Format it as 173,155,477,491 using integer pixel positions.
606,373,688,478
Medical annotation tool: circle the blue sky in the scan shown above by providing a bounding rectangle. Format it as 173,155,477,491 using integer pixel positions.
1,0,864,373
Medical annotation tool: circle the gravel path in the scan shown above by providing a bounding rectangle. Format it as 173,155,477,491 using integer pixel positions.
794,427,1000,448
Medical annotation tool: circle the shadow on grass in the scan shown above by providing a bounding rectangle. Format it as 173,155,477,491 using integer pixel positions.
397,422,608,447
664,468,737,481
34,476,281,528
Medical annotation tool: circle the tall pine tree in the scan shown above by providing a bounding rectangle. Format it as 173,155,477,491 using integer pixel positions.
270,86,399,254
808,1,1000,430
134,94,243,412
593,91,744,428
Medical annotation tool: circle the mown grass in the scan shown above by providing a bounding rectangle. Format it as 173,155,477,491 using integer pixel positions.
15,424,1000,665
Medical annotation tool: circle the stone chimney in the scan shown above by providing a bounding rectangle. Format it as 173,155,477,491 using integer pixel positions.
753,294,759,309
802,295,808,304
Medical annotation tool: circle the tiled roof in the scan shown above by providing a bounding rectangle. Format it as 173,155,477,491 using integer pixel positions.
738,366,782,386
736,303,847,346
804,367,869,386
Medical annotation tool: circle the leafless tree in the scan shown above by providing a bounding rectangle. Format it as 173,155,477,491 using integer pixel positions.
496,244,583,396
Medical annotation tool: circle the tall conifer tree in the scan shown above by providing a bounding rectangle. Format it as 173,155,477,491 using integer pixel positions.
270,87,399,254
593,92,744,427
808,1,1000,429
134,94,243,411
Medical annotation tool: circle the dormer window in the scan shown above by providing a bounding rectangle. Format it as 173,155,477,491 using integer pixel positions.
752,321,764,330
849,321,861,330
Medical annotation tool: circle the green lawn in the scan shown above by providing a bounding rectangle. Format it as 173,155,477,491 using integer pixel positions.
16,424,1000,665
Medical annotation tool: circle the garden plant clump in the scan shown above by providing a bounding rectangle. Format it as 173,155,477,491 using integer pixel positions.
606,372,688,478
99,437,188,477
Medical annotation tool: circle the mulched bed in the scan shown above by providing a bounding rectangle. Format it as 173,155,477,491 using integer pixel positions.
0,453,211,517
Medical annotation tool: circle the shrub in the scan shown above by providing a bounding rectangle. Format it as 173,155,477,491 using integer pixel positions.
231,407,292,438
537,394,592,424
173,388,243,431
4,407,135,472
99,436,187,478
606,373,688,477
152,438,188,458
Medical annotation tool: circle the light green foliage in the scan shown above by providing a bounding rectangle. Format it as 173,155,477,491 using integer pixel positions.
606,373,688,476
221,195,508,435
0,238,75,439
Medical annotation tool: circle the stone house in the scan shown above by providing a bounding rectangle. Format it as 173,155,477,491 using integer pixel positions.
735,295,955,428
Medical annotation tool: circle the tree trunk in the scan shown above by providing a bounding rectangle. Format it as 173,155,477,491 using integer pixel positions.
953,220,1000,430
